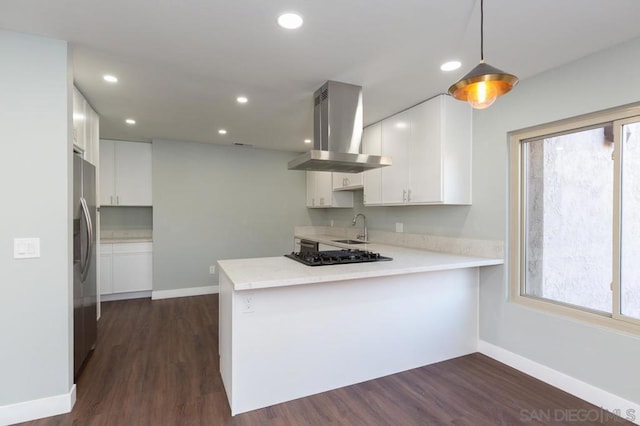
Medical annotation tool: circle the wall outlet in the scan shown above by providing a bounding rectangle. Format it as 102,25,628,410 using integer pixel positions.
395,223,404,233
209,265,216,274
330,219,334,227
241,292,255,313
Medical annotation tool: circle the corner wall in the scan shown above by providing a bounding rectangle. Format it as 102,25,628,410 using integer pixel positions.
320,36,640,405
152,140,321,292
476,37,640,405
0,29,73,414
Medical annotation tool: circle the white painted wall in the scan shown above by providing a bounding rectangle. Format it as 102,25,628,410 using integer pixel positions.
321,36,640,405
151,139,322,292
0,30,73,407
477,37,640,405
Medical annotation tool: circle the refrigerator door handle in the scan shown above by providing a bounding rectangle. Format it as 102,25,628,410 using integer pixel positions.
80,197,94,282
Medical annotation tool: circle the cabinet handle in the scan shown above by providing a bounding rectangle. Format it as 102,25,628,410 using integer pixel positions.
403,189,407,202
346,178,350,186
408,189,412,202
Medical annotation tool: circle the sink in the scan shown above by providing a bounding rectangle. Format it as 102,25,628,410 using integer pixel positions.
332,239,367,245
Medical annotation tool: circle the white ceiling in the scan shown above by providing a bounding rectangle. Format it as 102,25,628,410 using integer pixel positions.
2,0,640,152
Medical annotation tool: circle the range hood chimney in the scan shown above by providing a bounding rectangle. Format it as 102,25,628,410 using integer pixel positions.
288,81,392,173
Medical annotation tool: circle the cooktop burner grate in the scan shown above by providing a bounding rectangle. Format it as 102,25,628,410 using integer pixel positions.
285,249,392,266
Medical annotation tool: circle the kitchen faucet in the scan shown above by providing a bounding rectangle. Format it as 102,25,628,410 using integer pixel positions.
352,213,367,242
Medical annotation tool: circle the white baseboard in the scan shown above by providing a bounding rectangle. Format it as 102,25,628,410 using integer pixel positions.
151,285,219,300
101,290,152,302
478,340,640,425
0,385,75,426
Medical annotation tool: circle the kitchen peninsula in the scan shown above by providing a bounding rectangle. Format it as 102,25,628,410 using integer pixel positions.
218,236,503,415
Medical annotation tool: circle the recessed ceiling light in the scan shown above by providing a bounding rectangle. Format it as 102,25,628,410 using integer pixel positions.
73,113,86,121
218,129,227,135
103,74,118,83
125,118,136,125
395,122,408,129
304,139,311,144
440,61,462,72
236,96,248,104
278,12,303,29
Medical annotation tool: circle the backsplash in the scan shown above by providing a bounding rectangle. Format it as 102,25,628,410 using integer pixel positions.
295,225,504,259
100,206,153,230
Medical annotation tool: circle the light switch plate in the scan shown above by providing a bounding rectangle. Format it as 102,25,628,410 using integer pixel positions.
14,238,41,259
395,223,404,233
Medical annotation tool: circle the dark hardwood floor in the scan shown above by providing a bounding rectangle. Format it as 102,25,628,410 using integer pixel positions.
22,295,631,425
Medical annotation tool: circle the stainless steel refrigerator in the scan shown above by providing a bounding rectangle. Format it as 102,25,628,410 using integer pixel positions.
73,153,97,378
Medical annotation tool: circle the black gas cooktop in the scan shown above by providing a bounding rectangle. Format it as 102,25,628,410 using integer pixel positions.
285,249,393,266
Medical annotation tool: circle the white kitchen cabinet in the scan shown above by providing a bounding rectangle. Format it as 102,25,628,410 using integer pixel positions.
100,243,113,294
381,109,412,204
100,242,152,296
73,86,100,167
72,87,86,153
84,105,100,167
379,95,471,205
100,140,153,206
362,122,382,205
306,171,353,208
332,172,363,191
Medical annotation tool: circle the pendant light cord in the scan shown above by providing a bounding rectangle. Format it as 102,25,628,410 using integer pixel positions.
480,0,484,61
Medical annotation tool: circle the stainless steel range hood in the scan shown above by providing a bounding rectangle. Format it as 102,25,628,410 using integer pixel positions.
288,81,392,173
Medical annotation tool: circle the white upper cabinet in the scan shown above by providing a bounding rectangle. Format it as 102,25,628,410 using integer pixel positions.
306,171,353,208
375,95,472,205
100,140,153,206
84,105,100,166
363,122,382,206
381,109,412,204
332,172,363,191
72,87,87,152
72,86,100,167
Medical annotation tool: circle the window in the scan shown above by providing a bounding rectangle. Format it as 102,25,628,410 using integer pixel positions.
510,104,640,332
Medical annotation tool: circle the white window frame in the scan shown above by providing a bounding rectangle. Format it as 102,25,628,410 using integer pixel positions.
509,103,640,335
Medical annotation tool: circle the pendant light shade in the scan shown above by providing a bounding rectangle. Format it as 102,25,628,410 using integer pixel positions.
448,0,518,109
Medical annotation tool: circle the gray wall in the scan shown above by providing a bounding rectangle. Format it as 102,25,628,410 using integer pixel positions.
152,140,321,291
0,31,73,405
322,37,640,404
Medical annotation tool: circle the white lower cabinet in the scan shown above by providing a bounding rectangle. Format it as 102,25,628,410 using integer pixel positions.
100,243,114,294
100,242,152,296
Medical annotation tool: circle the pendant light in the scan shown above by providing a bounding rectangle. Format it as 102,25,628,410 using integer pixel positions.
448,0,518,109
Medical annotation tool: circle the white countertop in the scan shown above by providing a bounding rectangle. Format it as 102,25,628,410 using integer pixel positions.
101,237,153,243
218,235,503,291
100,229,152,244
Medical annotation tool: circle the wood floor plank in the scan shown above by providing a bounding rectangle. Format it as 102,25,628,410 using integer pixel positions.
19,295,633,425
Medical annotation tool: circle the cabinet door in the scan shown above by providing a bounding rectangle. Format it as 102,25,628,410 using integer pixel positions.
381,110,411,204
72,87,86,152
114,141,152,206
332,172,363,190
306,171,316,207
408,98,444,203
100,244,113,295
315,171,333,207
84,106,99,167
363,123,382,205
112,243,153,293
99,139,116,206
